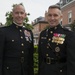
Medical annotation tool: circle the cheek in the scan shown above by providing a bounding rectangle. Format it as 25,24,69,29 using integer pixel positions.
12,15,18,18
47,17,51,21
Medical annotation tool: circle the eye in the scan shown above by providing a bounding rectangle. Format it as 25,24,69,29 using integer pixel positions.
15,12,19,14
15,12,24,15
54,14,58,17
48,14,52,17
20,12,24,14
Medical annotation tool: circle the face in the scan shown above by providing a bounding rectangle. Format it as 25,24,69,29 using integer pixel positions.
12,5,26,25
47,8,62,27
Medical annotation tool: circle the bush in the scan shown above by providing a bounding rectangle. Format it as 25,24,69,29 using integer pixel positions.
34,45,38,75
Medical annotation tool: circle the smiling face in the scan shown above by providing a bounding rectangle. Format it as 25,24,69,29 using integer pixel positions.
12,5,26,25
47,6,62,27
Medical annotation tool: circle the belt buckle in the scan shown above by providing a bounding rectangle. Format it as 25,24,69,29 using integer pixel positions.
46,57,51,64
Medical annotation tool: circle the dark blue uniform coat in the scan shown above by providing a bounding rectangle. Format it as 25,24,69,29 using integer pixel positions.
0,23,34,75
38,24,75,75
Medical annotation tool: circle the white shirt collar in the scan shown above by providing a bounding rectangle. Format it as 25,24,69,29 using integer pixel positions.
13,21,23,27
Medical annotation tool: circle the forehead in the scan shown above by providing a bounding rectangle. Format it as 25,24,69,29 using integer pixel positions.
13,5,25,12
48,8,61,14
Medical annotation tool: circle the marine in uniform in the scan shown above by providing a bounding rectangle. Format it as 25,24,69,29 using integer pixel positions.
38,5,75,75
0,4,34,75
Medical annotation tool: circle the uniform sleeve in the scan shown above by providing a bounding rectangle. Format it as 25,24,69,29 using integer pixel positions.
0,29,5,75
38,33,43,75
67,32,75,75
28,31,34,75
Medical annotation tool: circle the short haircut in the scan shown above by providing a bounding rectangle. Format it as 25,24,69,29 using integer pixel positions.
12,4,25,12
48,5,61,10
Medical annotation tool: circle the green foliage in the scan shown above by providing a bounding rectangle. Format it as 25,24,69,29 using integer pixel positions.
70,20,75,31
5,3,33,30
5,12,12,26
34,45,38,75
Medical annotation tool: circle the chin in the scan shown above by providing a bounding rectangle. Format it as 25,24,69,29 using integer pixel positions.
50,24,57,27
17,22,22,24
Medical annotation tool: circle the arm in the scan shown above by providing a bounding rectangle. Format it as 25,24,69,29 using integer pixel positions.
67,32,75,75
38,33,43,75
28,31,34,75
0,29,5,75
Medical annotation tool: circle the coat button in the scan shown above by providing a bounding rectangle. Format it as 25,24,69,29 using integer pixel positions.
50,31,53,34
46,54,48,56
54,27,57,30
21,43,24,46
7,67,9,70
22,51,24,54
21,36,23,39
20,30,22,32
16,26,18,28
12,40,14,42
60,69,62,72
47,46,49,48
48,38,51,41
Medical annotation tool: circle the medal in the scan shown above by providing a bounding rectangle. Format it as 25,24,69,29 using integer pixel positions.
55,47,60,52
52,35,65,44
25,37,29,41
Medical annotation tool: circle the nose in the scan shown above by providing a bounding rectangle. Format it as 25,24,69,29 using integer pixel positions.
51,15,54,19
18,13,21,16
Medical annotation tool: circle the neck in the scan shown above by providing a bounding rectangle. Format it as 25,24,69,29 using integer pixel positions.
13,21,23,27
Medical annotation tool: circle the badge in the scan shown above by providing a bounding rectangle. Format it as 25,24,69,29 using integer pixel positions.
55,47,60,52
24,30,31,37
52,33,66,45
24,30,32,42
41,37,46,39
25,37,29,41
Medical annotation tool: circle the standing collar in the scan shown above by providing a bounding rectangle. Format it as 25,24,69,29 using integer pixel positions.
49,24,62,30
13,21,23,27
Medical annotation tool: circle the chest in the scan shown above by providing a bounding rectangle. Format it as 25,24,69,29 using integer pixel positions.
40,30,67,57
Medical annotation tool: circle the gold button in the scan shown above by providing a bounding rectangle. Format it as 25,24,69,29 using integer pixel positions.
20,30,22,32
50,31,53,34
60,70,62,72
22,51,24,53
48,38,51,41
21,43,24,46
16,26,18,28
54,27,57,30
7,67,9,69
46,54,48,56
21,36,23,39
47,46,49,48
12,40,14,42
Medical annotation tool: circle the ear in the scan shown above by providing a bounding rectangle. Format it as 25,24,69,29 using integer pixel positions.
24,13,27,18
60,13,63,20
11,12,13,18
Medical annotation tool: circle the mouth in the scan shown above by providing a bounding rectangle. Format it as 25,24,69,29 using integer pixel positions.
50,22,55,24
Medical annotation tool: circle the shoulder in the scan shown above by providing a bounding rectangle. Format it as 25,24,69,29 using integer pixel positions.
0,25,12,34
0,26,8,31
62,27,73,34
62,27,75,38
0,25,12,30
25,28,33,34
